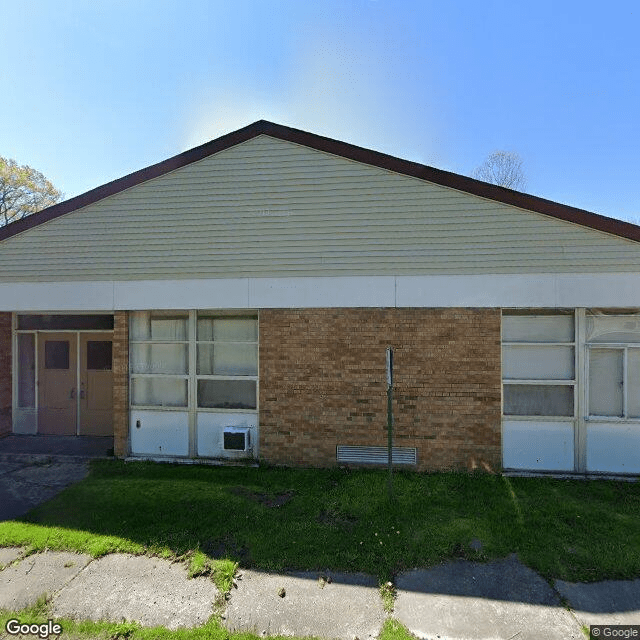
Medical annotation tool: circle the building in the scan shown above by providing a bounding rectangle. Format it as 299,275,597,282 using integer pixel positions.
1,120,639,474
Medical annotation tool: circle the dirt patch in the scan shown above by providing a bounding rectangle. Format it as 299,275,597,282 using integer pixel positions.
229,486,295,508
202,536,252,564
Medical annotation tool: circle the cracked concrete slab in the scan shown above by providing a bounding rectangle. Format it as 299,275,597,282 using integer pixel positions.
0,551,92,610
555,578,640,626
52,554,219,630
0,547,25,569
395,555,582,640
224,570,385,640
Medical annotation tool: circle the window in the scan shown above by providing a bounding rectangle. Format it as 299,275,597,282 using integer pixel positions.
129,311,258,411
502,314,575,417
586,315,640,420
129,312,189,408
196,316,258,410
87,341,113,371
588,347,640,418
44,340,70,370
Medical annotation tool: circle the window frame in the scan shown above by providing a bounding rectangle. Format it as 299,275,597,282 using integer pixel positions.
502,313,577,420
129,310,259,413
129,311,190,409
587,344,640,421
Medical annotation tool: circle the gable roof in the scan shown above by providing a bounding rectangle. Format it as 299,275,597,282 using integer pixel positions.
1,119,639,244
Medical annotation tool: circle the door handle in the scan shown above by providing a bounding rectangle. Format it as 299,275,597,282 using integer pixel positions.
70,388,76,399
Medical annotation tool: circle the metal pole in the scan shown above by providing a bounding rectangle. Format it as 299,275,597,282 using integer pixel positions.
386,347,394,501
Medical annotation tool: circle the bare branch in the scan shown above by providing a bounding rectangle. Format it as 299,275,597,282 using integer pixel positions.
472,151,527,191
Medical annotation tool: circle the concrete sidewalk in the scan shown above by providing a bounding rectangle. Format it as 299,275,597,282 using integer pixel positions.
1,549,639,639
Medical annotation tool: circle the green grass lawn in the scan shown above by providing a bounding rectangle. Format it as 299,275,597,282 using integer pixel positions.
0,460,639,585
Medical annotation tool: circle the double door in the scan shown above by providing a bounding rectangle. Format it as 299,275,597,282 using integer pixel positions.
37,332,113,436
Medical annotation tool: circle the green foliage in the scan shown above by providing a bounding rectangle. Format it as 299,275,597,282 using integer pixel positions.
1,460,639,585
378,619,418,640
0,156,63,226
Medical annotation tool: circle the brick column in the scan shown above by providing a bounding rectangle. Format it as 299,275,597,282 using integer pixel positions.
0,313,12,438
113,311,129,457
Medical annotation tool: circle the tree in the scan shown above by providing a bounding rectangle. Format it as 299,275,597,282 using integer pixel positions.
472,150,526,191
0,157,63,227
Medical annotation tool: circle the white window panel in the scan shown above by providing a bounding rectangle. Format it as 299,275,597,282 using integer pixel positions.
130,343,188,375
131,377,188,407
503,420,574,471
130,311,188,341
502,345,574,380
197,316,258,342
628,349,640,418
197,343,258,376
586,315,640,344
503,384,574,417
589,349,623,417
502,315,574,343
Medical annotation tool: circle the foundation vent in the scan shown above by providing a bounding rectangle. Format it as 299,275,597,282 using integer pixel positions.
336,445,417,466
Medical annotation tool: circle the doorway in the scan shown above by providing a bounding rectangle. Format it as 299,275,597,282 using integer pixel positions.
36,332,113,436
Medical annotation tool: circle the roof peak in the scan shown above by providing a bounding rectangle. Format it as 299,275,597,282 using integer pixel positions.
2,120,639,244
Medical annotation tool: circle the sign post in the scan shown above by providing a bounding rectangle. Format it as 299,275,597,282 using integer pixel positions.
386,347,394,501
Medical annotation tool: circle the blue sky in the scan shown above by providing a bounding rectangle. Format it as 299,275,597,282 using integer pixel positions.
2,0,639,221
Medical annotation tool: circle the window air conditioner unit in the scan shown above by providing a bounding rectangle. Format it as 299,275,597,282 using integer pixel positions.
223,426,251,452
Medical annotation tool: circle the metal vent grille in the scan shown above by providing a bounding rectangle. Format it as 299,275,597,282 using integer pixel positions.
336,445,417,466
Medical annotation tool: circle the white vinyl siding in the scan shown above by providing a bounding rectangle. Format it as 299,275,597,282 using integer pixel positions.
2,136,640,282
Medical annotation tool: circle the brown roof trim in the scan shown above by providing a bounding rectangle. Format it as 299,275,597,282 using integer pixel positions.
2,119,639,243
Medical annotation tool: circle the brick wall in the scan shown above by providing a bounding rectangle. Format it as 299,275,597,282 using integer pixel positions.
259,308,502,472
0,313,11,438
113,311,129,457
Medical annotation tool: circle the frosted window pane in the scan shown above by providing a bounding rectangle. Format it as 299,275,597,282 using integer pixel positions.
503,384,574,416
131,377,187,407
130,312,188,341
150,316,187,341
502,315,574,342
130,344,188,374
503,345,574,380
18,334,35,408
198,344,258,375
198,380,256,409
586,315,640,343
214,318,257,342
198,317,258,342
130,312,151,341
589,349,623,417
629,349,640,418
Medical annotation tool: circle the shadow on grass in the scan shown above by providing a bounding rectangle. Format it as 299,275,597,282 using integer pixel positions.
1,460,639,584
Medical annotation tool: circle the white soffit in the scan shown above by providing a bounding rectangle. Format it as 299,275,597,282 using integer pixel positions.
2,273,640,311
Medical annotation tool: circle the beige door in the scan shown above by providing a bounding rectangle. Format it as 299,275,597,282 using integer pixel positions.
38,333,77,435
79,333,113,436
